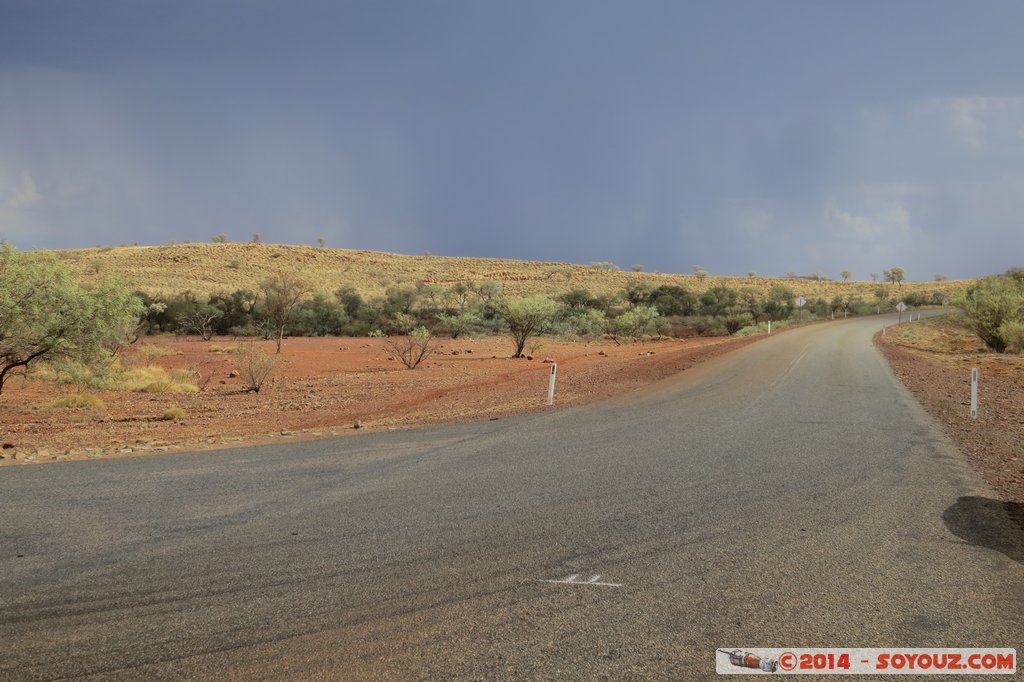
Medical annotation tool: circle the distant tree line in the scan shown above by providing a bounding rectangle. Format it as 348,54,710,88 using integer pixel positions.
133,274,954,357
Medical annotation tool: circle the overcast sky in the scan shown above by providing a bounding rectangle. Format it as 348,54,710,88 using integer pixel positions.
2,1,1023,279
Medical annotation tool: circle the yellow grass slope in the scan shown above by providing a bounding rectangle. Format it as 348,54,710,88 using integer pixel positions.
54,242,968,301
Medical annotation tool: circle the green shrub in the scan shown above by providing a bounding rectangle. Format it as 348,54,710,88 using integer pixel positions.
954,276,1024,352
39,359,119,390
998,319,1024,354
565,308,608,341
692,316,727,336
0,242,142,399
723,313,754,335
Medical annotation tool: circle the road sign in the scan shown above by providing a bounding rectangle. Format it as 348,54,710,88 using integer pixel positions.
896,302,907,312
795,296,806,308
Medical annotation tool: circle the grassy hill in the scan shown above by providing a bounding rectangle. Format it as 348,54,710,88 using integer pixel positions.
52,242,967,303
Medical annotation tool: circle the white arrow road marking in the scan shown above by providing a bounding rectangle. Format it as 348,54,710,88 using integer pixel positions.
537,574,623,587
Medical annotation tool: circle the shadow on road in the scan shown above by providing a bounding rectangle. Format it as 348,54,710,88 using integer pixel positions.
943,496,1024,565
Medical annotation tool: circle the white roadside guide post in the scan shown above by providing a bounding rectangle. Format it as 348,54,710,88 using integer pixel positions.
547,362,557,405
971,368,979,420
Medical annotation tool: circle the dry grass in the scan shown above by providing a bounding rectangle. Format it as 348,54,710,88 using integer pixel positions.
161,406,186,421
117,366,199,393
889,317,988,357
51,394,105,410
52,242,969,301
137,344,178,362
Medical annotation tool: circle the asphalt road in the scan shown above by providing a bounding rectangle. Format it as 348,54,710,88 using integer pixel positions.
2,314,1022,680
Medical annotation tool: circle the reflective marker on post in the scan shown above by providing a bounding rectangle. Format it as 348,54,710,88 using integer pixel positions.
547,362,557,405
971,368,978,420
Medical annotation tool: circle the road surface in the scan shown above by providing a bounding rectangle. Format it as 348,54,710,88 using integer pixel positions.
2,314,1022,679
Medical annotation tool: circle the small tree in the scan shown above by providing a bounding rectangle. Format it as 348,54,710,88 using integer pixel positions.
631,264,644,272
692,265,709,282
238,340,277,393
0,243,142,398
211,233,228,243
886,267,905,287
177,305,222,341
934,273,948,282
474,281,502,304
874,288,889,312
385,326,437,369
498,296,558,357
257,273,310,352
870,272,879,282
840,270,852,282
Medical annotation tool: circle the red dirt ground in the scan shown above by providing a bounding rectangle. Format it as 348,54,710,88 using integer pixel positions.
876,321,1024,505
0,333,765,465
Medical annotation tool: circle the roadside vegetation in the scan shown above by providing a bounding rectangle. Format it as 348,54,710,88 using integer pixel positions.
877,303,1024,506
121,255,955,360
0,242,142,399
4,241,963,398
952,269,1024,353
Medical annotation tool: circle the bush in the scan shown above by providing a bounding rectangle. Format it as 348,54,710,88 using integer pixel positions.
52,394,105,410
608,305,660,343
142,380,198,394
692,316,727,336
563,308,608,341
998,319,1024,354
954,276,1024,352
723,313,754,335
698,286,738,317
161,406,186,421
117,366,198,393
384,327,437,369
238,341,277,393
289,291,347,336
39,359,120,390
137,344,177,363
437,310,482,339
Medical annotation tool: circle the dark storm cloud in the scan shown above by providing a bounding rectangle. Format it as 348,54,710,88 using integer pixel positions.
2,1,1024,278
